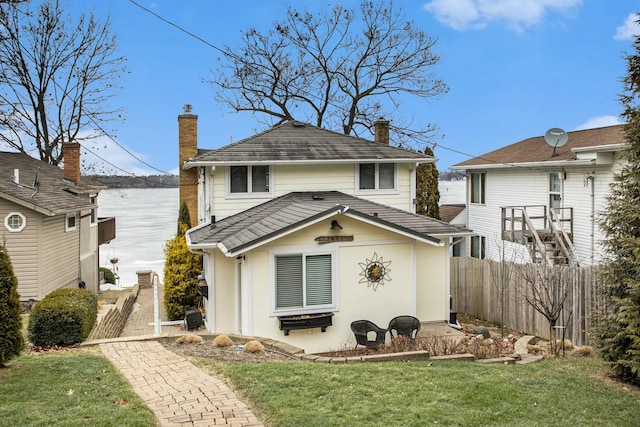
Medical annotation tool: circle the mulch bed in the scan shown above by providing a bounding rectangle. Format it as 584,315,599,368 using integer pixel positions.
161,339,295,363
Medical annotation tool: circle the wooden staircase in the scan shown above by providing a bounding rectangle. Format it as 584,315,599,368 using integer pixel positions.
501,205,579,266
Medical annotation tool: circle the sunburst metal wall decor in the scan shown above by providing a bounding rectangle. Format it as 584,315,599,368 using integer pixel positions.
358,252,391,291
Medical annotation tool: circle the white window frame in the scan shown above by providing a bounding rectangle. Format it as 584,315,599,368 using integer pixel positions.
470,235,486,259
549,172,563,210
66,213,77,232
270,249,338,316
355,163,398,195
89,195,97,226
4,212,26,232
470,172,486,204
225,165,274,198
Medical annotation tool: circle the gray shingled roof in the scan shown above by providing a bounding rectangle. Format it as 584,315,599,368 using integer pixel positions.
452,124,626,169
0,151,98,215
187,191,472,256
184,121,431,167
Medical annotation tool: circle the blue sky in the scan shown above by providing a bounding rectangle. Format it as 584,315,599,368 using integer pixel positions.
64,1,639,175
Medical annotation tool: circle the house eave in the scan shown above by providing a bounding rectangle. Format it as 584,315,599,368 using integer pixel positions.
0,193,56,216
571,143,628,153
183,157,434,170
216,206,349,257
450,159,596,171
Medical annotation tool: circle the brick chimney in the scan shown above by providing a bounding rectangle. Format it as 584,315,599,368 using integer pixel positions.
178,104,198,227
374,118,390,144
63,142,81,184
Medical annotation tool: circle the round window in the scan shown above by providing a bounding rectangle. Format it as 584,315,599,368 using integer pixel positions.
5,212,26,232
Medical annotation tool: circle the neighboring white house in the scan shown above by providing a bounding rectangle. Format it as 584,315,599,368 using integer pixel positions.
0,144,109,300
179,108,472,353
450,124,627,266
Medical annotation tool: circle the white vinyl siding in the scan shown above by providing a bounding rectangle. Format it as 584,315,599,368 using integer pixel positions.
466,165,621,265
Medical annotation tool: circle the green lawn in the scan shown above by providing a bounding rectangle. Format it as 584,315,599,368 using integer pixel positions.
3,343,639,427
194,357,640,427
0,349,156,427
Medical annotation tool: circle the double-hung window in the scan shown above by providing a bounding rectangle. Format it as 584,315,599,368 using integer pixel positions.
471,235,486,259
90,196,97,226
358,163,395,191
470,172,486,204
549,172,562,210
229,165,270,194
275,253,333,312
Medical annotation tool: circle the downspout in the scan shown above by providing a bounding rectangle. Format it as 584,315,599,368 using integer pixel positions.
411,163,418,214
584,173,595,265
236,255,244,334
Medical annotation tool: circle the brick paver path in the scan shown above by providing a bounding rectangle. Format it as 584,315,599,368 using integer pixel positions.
100,341,264,427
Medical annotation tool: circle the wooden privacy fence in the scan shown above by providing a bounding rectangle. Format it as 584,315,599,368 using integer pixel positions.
450,257,605,346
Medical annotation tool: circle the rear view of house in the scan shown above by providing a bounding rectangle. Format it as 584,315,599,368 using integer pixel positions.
179,108,472,353
451,125,627,266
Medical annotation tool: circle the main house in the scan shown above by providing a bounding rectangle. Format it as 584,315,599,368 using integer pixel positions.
0,143,113,301
450,124,627,266
179,107,472,353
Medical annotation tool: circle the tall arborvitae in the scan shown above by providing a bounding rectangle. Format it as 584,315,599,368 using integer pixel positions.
178,200,192,233
596,18,640,384
416,146,440,219
0,240,24,367
164,222,202,321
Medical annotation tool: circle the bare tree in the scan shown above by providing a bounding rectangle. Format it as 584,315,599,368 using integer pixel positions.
515,262,574,356
489,238,518,337
210,1,448,147
0,0,126,165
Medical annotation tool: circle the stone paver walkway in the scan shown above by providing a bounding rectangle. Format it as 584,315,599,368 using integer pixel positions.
100,340,264,427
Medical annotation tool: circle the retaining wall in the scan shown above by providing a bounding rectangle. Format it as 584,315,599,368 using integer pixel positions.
88,285,140,340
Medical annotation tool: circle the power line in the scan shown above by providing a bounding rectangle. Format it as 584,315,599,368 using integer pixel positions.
127,0,225,55
127,0,551,172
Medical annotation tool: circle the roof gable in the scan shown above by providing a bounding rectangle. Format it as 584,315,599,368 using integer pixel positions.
452,125,626,169
0,151,97,215
439,204,465,223
185,121,430,166
187,191,472,256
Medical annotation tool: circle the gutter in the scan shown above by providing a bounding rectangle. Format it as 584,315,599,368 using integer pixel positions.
183,157,434,169
449,159,595,171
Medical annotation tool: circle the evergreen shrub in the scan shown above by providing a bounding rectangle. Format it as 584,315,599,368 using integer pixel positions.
100,267,116,284
163,222,202,320
28,288,98,347
0,241,24,366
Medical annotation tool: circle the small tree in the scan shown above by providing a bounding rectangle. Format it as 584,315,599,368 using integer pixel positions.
489,238,517,337
416,146,440,219
595,15,640,383
515,262,573,356
178,201,191,232
163,222,202,320
0,239,24,366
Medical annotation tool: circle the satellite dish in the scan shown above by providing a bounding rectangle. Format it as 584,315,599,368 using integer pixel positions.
544,128,568,158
